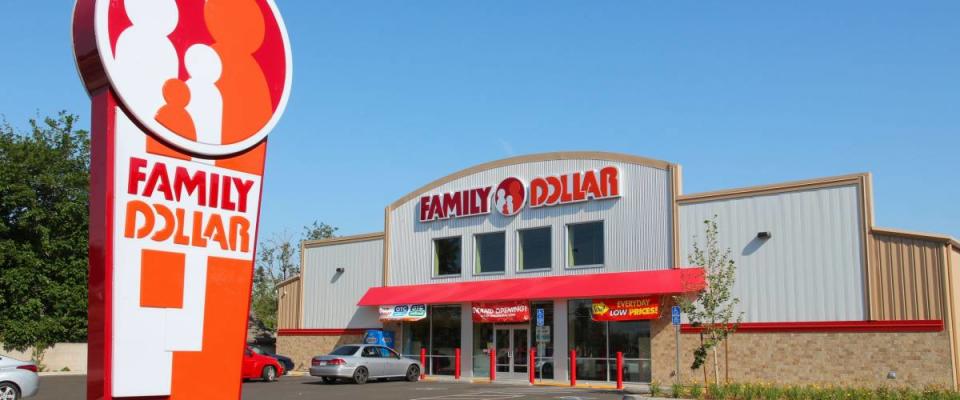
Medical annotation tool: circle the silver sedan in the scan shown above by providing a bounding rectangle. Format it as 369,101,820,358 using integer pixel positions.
0,355,39,399
310,344,422,384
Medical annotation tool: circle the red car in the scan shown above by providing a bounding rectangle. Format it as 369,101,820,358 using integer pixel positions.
242,346,284,382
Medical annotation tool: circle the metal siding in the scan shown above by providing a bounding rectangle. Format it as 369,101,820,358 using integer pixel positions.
276,278,301,329
868,234,946,320
302,239,384,329
387,160,672,286
679,184,866,322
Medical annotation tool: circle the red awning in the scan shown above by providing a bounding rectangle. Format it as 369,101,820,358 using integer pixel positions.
357,268,705,306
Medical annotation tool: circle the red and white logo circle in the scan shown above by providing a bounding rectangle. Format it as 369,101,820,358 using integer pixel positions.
493,177,526,217
79,0,292,157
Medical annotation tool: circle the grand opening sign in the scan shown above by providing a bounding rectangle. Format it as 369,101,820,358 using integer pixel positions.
419,166,621,222
73,0,291,398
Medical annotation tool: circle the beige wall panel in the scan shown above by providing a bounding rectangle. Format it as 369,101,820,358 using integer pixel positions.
276,278,301,330
868,233,946,320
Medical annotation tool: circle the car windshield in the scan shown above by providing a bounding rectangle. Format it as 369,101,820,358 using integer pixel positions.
330,345,360,356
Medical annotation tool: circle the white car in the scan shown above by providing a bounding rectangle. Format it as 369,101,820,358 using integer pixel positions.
0,355,38,399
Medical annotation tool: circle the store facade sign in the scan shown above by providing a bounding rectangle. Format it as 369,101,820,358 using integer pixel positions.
73,0,292,398
419,166,620,222
472,300,531,323
591,296,661,321
379,304,428,322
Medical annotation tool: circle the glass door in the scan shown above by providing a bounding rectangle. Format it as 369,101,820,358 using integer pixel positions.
494,326,529,379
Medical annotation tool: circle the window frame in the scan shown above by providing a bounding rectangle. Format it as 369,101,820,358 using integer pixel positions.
516,226,553,273
565,220,605,269
432,235,463,278
473,231,507,276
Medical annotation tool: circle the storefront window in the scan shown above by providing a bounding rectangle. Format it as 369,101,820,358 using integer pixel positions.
567,221,604,267
567,299,651,383
434,237,462,276
472,323,494,378
519,227,551,271
475,232,505,274
401,305,462,376
530,302,554,379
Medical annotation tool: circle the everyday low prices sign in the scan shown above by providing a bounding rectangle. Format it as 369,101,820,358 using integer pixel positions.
591,296,661,321
379,304,427,322
472,301,530,323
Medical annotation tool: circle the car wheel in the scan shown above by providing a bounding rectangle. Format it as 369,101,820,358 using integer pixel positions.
353,367,369,384
261,365,277,382
0,383,20,400
406,364,421,382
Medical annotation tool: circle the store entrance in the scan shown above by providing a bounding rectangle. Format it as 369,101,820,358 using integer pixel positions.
494,325,529,379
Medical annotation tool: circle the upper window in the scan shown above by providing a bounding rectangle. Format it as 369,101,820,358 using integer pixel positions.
475,232,506,274
567,221,604,267
434,237,462,276
518,227,552,271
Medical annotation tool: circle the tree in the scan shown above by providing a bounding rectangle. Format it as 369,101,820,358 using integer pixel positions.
249,221,337,332
0,113,90,365
675,217,743,384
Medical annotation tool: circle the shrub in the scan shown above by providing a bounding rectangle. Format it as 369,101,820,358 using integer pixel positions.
650,380,662,397
689,383,703,399
670,382,684,399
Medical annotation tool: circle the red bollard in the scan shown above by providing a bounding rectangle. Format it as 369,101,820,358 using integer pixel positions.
616,351,623,390
570,350,577,387
529,347,536,384
455,348,461,380
489,348,496,382
420,348,427,379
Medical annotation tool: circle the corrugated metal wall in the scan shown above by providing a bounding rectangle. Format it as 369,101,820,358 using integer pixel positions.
868,233,947,320
302,239,384,329
386,159,673,286
276,277,301,329
679,184,866,322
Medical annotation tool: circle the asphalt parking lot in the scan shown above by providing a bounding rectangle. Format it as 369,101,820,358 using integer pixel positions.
34,375,628,400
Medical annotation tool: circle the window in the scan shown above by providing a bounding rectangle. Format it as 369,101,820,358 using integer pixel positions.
361,346,382,358
530,302,554,379
330,345,360,356
434,237,462,276
567,300,651,383
519,227,552,271
404,305,462,376
475,232,506,274
567,221,604,267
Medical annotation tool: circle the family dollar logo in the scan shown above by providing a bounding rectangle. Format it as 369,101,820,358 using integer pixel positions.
86,0,292,157
73,0,291,399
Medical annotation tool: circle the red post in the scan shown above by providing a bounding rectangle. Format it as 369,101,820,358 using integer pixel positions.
489,348,496,382
420,348,427,379
616,351,623,390
454,348,461,380
570,350,577,387
529,347,536,384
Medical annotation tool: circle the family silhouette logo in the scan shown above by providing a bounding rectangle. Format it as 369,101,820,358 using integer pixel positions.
73,0,291,399
493,177,526,216
79,0,292,157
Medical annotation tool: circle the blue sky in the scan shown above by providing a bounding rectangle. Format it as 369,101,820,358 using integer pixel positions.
1,1,958,240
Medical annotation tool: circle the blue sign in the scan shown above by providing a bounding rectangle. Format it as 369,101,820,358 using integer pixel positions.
536,308,545,327
671,306,681,326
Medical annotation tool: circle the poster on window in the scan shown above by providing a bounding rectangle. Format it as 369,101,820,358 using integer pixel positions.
591,296,660,321
472,301,530,323
379,304,427,322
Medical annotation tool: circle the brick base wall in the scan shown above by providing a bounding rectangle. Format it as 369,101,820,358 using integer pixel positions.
650,317,953,388
277,334,364,371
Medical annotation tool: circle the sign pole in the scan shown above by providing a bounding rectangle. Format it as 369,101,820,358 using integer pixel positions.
671,305,681,385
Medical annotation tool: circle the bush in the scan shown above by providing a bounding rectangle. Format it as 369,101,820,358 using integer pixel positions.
650,380,662,397
663,383,960,400
671,382,685,398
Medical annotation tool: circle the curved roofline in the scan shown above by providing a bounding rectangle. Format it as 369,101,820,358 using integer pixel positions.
388,151,675,211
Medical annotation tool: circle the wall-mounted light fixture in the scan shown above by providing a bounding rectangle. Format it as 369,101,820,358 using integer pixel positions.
335,267,345,273
757,231,772,240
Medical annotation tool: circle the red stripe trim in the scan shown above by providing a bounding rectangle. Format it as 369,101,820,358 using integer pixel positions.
277,329,370,336
680,320,944,334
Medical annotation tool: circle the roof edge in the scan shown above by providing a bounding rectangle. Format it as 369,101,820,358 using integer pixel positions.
677,172,869,204
388,151,675,211
872,227,960,249
303,232,385,249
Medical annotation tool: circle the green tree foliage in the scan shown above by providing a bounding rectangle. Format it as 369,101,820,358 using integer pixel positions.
250,221,337,331
0,113,90,356
675,217,743,384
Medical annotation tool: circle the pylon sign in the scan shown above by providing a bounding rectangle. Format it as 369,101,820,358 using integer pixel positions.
72,0,291,398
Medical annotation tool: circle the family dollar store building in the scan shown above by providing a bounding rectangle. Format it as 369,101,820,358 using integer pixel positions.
275,152,960,389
